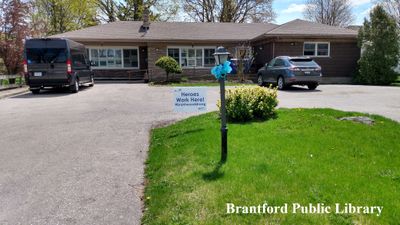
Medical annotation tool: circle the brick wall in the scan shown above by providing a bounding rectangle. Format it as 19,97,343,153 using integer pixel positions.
255,40,360,78
147,43,167,81
147,44,238,82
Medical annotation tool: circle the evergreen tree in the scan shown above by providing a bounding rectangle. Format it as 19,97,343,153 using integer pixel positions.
357,5,399,85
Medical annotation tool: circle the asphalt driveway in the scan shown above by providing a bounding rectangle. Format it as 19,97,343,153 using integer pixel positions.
0,84,398,225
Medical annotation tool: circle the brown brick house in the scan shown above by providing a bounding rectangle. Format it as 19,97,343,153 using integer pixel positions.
51,19,359,83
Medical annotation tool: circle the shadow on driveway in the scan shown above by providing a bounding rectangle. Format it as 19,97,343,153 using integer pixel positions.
12,86,92,98
280,85,322,92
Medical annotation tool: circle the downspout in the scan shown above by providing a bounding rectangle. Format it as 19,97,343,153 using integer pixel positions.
272,42,275,58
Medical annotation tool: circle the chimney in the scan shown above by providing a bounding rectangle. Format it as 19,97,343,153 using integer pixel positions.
142,8,150,31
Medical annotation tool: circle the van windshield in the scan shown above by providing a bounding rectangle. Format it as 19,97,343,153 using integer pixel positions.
26,48,67,64
289,59,318,67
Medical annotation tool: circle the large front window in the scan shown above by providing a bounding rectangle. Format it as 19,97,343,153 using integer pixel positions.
89,47,138,68
167,47,216,67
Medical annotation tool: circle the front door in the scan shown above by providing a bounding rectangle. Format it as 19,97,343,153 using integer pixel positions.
139,46,148,70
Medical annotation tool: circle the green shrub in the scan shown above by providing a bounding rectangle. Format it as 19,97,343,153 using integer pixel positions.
1,79,9,86
219,86,278,122
155,56,182,81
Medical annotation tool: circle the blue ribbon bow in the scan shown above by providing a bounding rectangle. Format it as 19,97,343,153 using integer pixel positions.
211,61,233,80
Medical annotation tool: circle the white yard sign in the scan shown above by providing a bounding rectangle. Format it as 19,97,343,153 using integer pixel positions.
174,87,207,112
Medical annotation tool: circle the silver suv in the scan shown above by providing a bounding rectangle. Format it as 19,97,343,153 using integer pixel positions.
257,56,322,90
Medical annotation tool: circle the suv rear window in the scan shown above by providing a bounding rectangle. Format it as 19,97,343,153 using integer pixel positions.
289,58,318,67
27,48,67,64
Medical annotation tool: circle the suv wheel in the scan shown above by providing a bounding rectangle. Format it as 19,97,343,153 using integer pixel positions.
257,74,265,87
31,89,40,94
70,79,79,93
89,76,94,87
308,83,318,90
277,76,285,90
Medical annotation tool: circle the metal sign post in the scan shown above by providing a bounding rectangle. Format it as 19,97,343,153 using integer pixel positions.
212,46,231,162
219,76,228,162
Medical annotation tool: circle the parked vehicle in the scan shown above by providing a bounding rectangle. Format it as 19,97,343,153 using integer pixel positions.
24,38,94,94
257,56,322,90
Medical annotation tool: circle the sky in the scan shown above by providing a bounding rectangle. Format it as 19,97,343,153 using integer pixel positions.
273,0,375,25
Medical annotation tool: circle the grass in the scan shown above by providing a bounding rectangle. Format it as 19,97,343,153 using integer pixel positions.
392,76,400,86
143,109,400,225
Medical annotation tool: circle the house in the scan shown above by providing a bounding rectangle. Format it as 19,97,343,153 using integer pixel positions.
51,18,360,83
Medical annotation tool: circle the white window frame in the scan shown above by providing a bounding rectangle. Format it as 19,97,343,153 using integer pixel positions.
303,42,330,57
167,46,216,68
88,46,140,69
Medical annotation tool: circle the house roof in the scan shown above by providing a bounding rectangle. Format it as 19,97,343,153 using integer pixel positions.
50,21,278,42
261,19,358,38
50,19,358,43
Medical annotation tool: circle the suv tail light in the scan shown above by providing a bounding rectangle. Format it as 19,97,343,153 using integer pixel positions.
314,67,321,72
289,66,301,72
23,60,28,74
67,59,72,75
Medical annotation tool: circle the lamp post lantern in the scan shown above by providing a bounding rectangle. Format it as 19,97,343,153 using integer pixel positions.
213,46,230,162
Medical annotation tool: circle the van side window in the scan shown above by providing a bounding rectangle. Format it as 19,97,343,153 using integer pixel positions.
72,54,85,67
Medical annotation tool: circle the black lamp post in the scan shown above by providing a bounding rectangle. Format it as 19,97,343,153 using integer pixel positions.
213,46,230,162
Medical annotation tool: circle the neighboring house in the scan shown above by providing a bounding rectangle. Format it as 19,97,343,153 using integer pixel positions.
51,18,360,83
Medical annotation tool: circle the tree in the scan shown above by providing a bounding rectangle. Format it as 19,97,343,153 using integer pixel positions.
116,0,160,21
356,5,399,85
303,0,354,27
0,0,30,75
33,0,98,35
96,0,117,22
379,0,400,27
183,0,275,23
155,56,182,81
96,0,178,22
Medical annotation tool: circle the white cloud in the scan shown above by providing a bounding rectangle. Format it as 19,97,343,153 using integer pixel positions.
350,0,372,7
282,3,307,14
361,4,377,16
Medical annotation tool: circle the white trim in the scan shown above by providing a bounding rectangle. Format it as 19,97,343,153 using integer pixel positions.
87,46,140,69
166,46,217,68
303,42,330,57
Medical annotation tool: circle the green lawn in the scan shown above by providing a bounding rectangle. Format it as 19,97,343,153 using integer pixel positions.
143,109,400,225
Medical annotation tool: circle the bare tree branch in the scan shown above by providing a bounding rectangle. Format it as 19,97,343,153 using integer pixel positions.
183,0,275,23
378,0,400,26
304,0,354,27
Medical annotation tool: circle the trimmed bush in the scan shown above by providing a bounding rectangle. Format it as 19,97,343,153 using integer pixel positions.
219,86,278,122
155,56,182,81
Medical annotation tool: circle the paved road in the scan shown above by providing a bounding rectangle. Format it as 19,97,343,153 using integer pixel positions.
0,84,398,225
277,85,400,122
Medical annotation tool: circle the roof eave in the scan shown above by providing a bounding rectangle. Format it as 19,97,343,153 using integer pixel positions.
264,34,358,38
49,37,253,43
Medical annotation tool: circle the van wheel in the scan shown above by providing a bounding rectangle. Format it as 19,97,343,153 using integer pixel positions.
70,79,79,93
31,89,40,94
277,76,285,90
89,76,94,87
